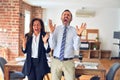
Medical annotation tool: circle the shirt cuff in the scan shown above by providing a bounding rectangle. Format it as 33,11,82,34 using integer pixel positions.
74,50,79,57
22,48,26,51
44,43,48,49
50,33,53,36
76,36,80,39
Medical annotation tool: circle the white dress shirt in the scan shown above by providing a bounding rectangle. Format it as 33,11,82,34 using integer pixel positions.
31,33,49,58
49,25,80,58
31,33,40,58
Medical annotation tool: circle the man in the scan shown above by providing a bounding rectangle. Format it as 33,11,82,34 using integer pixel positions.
49,9,86,80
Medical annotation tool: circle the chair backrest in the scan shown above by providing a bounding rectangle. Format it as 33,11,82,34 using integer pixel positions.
0,57,7,73
90,75,100,80
106,62,120,80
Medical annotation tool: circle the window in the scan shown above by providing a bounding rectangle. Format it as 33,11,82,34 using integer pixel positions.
24,10,30,34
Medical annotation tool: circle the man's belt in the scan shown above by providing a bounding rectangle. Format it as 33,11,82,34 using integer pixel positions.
53,56,73,61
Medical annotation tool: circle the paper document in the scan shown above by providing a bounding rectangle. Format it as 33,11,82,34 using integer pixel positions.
82,62,98,66
84,65,97,69
16,62,24,65
15,57,26,61
82,62,98,69
74,61,98,69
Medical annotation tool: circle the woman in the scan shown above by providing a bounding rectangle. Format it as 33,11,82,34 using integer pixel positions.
21,18,50,80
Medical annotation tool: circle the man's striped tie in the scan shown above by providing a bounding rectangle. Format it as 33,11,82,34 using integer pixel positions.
59,27,67,60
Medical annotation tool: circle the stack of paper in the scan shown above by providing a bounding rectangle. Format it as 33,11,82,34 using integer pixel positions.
82,62,98,69
16,62,24,65
15,57,26,62
74,61,98,69
84,65,97,69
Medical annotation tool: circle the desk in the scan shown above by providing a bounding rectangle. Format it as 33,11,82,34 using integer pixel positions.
75,58,106,80
4,61,23,80
4,58,106,80
4,60,50,80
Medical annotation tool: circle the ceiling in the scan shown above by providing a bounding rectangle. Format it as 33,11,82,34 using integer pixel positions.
23,0,120,9
23,0,120,8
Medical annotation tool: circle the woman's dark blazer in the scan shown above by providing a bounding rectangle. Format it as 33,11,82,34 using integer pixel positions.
22,31,50,76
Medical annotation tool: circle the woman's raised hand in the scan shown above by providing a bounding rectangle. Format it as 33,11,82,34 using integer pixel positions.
48,19,56,33
21,34,27,49
42,33,49,44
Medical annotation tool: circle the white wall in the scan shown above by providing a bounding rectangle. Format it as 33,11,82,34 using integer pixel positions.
119,9,120,30
43,8,120,57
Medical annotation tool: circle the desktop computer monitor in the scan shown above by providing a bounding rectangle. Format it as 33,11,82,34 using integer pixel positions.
113,31,120,58
114,31,120,39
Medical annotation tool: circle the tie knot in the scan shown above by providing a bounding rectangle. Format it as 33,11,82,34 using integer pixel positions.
64,27,67,29
64,27,67,32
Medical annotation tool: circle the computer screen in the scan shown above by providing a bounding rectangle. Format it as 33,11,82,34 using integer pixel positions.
114,31,120,39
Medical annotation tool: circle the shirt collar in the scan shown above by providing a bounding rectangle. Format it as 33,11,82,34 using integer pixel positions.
62,25,71,29
32,33,40,38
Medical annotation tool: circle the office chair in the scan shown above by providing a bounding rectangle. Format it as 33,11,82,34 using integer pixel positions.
0,57,25,80
90,62,120,80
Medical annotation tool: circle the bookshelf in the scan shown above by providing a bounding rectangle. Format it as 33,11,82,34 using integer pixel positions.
80,29,101,59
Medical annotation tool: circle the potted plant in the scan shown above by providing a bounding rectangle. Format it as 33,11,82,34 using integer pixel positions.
93,45,97,50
